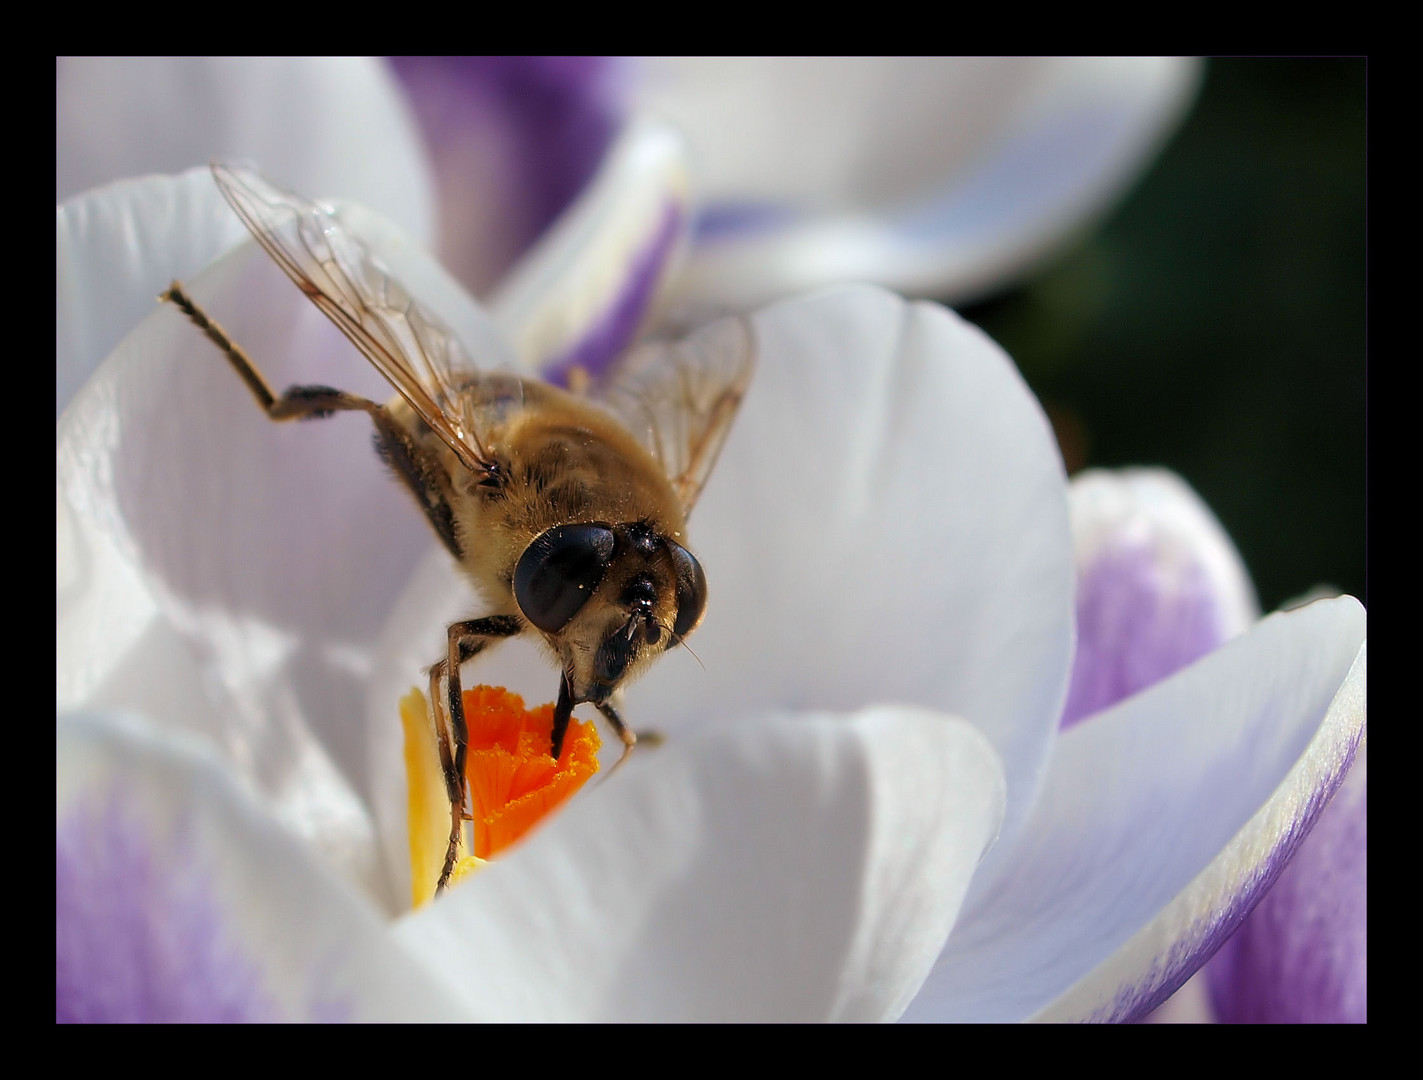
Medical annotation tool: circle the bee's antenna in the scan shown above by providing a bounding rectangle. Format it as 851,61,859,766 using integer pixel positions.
670,628,705,670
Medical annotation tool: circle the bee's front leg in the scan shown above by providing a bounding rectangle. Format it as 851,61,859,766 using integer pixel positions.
592,698,639,771
432,614,523,894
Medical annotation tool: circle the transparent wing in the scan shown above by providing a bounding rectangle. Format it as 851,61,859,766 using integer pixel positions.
211,161,491,474
597,314,755,516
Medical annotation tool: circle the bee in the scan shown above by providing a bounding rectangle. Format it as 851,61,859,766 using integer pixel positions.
163,163,753,892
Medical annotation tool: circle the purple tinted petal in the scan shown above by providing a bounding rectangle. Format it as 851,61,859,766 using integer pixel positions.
921,599,1363,1024
540,199,684,387
388,57,621,292
1060,469,1257,732
485,120,691,379
1113,726,1364,1022
1074,719,1364,1023
1061,540,1226,729
1206,748,1367,1023
56,790,282,1023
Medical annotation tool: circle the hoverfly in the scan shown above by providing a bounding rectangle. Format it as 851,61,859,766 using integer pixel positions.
163,163,753,892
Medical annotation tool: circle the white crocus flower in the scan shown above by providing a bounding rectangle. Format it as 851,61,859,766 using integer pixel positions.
58,57,1362,1022
56,156,1018,1019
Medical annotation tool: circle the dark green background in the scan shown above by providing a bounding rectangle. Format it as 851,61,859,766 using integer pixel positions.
959,59,1366,613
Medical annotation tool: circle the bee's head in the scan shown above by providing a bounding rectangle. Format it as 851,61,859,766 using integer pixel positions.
513,521,707,703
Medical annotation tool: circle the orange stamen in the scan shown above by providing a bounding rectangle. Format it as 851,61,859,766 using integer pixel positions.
461,685,601,859
402,685,601,907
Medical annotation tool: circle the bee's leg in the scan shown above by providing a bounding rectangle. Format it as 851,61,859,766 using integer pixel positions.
161,281,384,422
162,280,468,562
433,614,523,894
427,658,467,895
593,699,639,773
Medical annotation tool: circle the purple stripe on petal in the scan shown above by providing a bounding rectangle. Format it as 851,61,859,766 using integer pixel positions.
1093,725,1364,1023
1206,749,1366,1022
57,791,282,1023
541,200,685,388
1061,540,1225,730
388,57,620,289
694,200,802,243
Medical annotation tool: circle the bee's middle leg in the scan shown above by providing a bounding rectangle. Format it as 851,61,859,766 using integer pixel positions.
432,614,523,894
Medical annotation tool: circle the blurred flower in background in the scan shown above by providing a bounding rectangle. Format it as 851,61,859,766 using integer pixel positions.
57,57,1365,1022
384,57,1201,311
57,56,1203,404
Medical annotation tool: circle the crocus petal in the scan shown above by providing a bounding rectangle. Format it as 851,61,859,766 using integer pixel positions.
676,285,1073,870
1060,469,1363,1023
486,118,693,382
57,169,249,418
392,707,1005,1021
57,57,433,419
57,214,436,909
1062,468,1259,728
1206,741,1366,1022
387,56,621,295
903,595,1365,1022
58,711,465,1021
56,57,431,239
630,57,1200,309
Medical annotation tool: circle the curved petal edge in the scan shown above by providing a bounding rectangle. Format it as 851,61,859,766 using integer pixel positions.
393,707,1005,1022
57,711,466,1021
1035,607,1366,1022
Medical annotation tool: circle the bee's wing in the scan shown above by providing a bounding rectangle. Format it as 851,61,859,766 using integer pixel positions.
211,162,492,474
597,314,755,516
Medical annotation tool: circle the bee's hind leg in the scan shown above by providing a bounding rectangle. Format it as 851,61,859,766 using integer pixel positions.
161,281,384,422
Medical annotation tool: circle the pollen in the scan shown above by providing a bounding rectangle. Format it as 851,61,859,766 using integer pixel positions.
460,685,602,858
401,685,600,908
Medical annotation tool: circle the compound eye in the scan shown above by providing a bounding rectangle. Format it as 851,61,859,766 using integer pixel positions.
514,524,616,633
667,542,708,638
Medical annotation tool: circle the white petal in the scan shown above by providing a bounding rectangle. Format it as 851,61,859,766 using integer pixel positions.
58,57,432,417
56,57,430,239
393,706,1005,1021
57,236,429,907
656,286,1073,866
633,57,1201,307
58,183,530,907
58,711,465,1021
57,170,249,418
903,595,1366,1021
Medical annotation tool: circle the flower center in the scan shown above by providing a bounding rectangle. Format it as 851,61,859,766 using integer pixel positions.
401,685,600,908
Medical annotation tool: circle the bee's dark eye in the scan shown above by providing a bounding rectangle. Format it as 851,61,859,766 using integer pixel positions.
515,524,616,633
667,542,708,638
